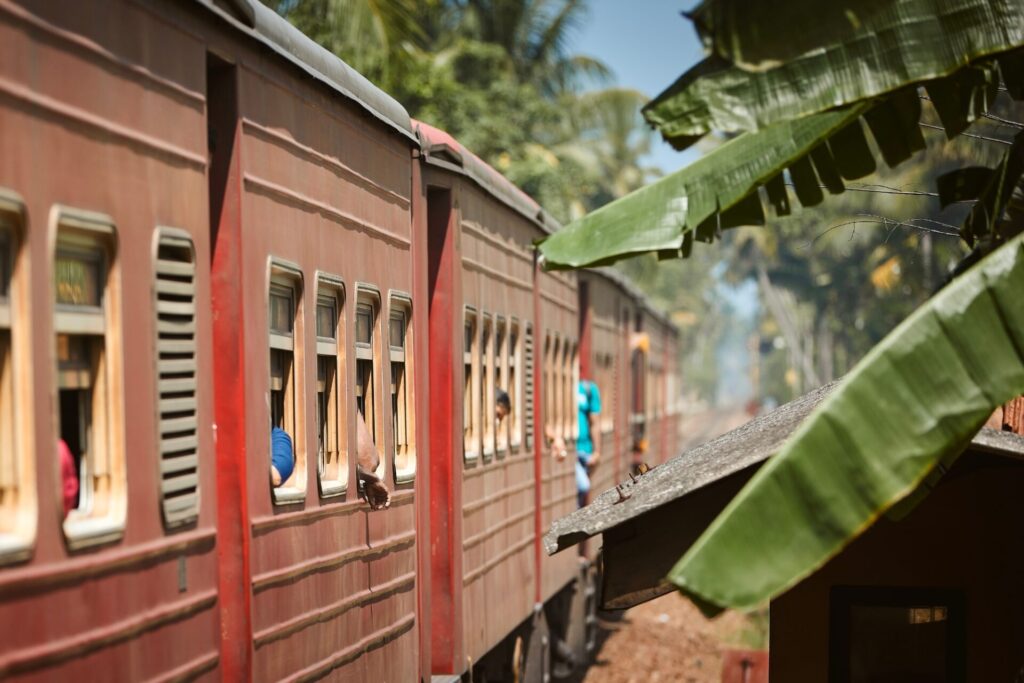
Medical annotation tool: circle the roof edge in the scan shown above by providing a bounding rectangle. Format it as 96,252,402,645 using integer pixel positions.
193,0,416,144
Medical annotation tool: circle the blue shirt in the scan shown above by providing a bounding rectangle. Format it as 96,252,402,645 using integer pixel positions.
577,380,602,455
271,427,294,483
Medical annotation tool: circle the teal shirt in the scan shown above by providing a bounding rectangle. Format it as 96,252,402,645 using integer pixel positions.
577,380,602,455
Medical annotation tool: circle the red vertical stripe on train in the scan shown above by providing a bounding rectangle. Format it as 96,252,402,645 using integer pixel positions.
411,155,433,680
207,54,253,681
427,184,463,673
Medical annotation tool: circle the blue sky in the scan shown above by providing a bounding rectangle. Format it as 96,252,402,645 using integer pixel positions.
575,0,704,174
576,2,760,399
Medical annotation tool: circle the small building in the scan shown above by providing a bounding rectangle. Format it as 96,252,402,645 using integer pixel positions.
545,384,1024,681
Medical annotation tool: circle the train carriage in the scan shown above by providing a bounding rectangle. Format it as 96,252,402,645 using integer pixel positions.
199,2,425,681
0,0,220,679
0,1,682,680
417,121,542,674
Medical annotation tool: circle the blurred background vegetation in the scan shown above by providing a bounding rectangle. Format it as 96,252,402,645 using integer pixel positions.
261,0,1016,410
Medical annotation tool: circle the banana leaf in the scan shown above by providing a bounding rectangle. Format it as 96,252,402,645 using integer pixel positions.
668,231,1024,614
646,0,1024,148
538,104,869,269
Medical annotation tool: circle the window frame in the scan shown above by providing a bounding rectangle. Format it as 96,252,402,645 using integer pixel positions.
388,292,415,483
495,315,508,456
569,339,577,444
508,317,522,452
543,334,552,444
152,227,200,529
315,274,347,498
524,323,534,451
463,306,480,463
268,259,305,505
0,191,33,563
599,352,615,435
355,285,384,480
551,335,562,441
52,205,125,550
481,313,495,461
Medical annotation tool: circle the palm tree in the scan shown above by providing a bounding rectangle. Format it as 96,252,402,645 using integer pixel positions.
459,0,610,95
265,0,450,92
557,88,661,208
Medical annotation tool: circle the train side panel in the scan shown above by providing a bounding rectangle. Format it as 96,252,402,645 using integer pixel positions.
0,0,219,679
537,267,580,603
227,49,419,682
457,180,538,664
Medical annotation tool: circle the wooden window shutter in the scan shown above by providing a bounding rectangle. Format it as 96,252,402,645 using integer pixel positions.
154,231,199,528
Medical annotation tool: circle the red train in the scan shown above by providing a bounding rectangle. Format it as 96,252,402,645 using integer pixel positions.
0,0,680,680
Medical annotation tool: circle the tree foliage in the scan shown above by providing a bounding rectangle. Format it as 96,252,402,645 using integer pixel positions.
265,0,641,224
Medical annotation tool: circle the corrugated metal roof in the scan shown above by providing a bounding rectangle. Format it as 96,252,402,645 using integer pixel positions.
545,382,1024,556
192,0,416,143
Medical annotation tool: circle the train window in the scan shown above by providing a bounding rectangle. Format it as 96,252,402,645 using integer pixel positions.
524,323,534,450
542,335,551,442
481,314,495,460
509,319,522,451
562,339,571,442
0,195,33,563
463,307,479,462
55,208,125,548
0,230,12,533
316,279,347,497
550,335,562,441
570,343,580,442
269,265,305,503
600,354,615,434
630,332,648,452
153,229,199,528
390,295,415,482
495,316,508,456
562,341,571,442
355,289,383,479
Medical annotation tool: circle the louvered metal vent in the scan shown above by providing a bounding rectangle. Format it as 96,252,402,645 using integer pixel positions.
154,231,199,527
524,323,534,450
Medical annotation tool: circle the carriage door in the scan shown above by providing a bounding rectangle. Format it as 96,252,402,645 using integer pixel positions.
426,186,464,674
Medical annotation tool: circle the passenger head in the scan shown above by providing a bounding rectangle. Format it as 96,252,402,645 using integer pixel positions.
496,388,511,422
270,427,294,487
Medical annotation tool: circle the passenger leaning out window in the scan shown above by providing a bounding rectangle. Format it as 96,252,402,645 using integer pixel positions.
356,414,390,510
270,427,294,487
58,439,79,517
495,388,511,426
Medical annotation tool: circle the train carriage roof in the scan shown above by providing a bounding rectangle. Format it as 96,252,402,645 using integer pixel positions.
193,0,417,144
585,267,677,333
415,119,679,334
415,120,558,235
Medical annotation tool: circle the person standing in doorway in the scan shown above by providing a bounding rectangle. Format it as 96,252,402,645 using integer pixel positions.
576,379,601,508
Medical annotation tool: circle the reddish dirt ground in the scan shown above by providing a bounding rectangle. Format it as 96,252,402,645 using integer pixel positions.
571,593,766,683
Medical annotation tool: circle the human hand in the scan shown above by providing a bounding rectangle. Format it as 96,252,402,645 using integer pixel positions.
552,435,568,461
364,478,392,511
587,452,600,472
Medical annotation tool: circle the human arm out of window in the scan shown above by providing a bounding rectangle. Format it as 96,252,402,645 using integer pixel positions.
356,412,390,510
